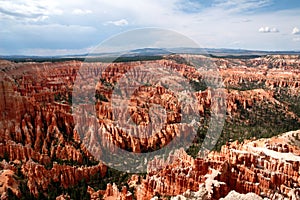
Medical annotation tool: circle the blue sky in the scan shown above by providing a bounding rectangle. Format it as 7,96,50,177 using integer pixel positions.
0,0,300,55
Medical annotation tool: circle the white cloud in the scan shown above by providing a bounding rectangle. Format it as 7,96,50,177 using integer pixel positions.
106,19,129,26
1,0,300,54
293,37,300,42
175,0,203,13
0,0,62,21
259,26,279,33
213,0,272,13
292,27,300,35
72,9,92,15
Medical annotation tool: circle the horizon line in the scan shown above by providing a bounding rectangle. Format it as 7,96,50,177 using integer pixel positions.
1,47,300,58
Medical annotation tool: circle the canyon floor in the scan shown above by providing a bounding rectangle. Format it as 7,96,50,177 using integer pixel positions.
0,54,300,200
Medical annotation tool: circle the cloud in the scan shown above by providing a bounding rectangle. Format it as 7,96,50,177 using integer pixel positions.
106,19,129,26
259,26,279,33
292,27,300,34
213,0,272,13
1,0,300,54
293,37,300,42
175,0,203,13
0,0,62,21
0,23,97,54
72,9,92,15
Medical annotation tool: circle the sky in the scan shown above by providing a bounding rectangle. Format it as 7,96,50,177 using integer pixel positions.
0,0,300,55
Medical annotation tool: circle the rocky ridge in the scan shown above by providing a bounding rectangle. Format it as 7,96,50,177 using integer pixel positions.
0,55,300,199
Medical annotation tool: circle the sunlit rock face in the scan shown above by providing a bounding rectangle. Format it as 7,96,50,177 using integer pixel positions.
0,55,300,199
139,131,300,199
